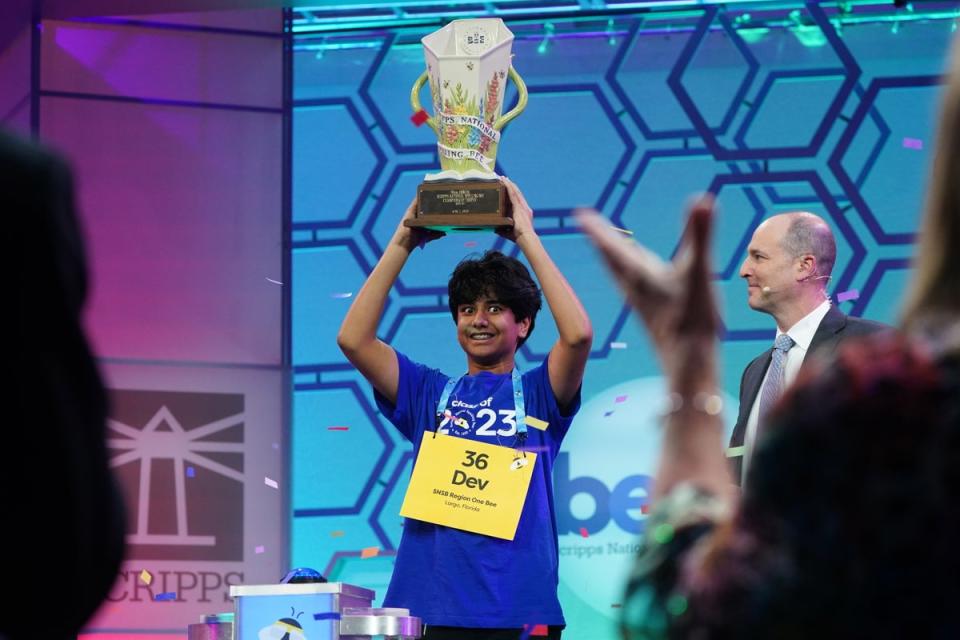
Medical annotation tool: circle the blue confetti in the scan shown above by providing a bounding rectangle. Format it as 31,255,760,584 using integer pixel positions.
313,612,342,621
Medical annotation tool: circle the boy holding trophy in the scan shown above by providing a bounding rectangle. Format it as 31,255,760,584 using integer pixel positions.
337,173,592,639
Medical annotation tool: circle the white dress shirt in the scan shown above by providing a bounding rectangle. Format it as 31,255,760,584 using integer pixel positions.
742,299,832,480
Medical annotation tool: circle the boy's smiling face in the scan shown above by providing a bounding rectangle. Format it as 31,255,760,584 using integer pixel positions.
456,296,530,370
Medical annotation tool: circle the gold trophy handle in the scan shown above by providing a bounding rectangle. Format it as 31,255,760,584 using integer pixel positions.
410,70,439,135
493,66,528,131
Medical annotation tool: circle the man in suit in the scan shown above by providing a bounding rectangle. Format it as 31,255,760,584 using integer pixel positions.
728,212,888,484
4,129,126,639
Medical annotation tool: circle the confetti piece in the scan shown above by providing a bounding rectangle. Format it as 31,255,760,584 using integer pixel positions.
641,503,650,515
615,395,628,404
330,530,345,538
186,466,195,478
902,137,923,150
328,426,350,431
139,569,152,585
411,109,429,126
360,546,380,559
331,292,353,299
610,225,634,236
610,341,628,349
522,624,549,637
604,410,615,417
521,445,550,453
255,545,265,554
155,592,176,601
837,289,860,303
524,416,549,431
265,277,284,285
264,477,279,489
579,527,589,538
464,241,477,248
314,612,342,621
611,603,623,608
726,445,745,458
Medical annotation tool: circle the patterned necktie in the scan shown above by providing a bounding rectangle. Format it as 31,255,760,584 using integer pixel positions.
757,333,795,432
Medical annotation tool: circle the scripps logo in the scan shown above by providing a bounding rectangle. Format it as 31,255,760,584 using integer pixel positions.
107,389,245,561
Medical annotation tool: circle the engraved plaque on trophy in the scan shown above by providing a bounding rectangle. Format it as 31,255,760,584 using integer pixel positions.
407,18,528,232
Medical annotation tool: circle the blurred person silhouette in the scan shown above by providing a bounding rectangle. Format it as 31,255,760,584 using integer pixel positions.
900,39,960,357
579,46,960,634
4,129,126,640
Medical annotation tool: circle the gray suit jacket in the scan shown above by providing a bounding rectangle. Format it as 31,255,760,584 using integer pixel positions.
728,305,890,484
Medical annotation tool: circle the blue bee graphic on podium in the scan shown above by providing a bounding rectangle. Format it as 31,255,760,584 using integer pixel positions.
258,608,306,640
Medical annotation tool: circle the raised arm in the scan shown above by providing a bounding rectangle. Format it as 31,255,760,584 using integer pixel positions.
337,198,443,404
576,197,733,503
500,176,593,410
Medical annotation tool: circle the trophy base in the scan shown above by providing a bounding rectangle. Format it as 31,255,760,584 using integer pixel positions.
405,179,513,232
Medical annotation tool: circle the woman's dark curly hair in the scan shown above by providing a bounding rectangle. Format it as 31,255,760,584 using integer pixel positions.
680,334,960,639
447,250,542,349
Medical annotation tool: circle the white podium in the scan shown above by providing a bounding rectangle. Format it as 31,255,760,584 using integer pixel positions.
229,582,421,640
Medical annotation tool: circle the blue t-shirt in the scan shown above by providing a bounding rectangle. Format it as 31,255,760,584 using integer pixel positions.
374,350,580,628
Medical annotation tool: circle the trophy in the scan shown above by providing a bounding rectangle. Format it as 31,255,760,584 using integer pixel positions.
407,18,528,232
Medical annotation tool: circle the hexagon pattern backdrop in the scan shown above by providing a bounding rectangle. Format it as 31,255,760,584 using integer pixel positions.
291,9,954,639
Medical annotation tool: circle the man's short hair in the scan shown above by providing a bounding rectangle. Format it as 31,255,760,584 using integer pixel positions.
781,214,837,278
447,250,542,349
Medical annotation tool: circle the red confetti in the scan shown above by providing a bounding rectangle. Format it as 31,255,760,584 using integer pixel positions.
328,426,350,431
641,503,650,515
411,109,429,126
523,624,549,637
579,527,589,538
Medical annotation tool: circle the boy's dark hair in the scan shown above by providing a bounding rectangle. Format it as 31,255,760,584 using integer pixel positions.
447,250,542,349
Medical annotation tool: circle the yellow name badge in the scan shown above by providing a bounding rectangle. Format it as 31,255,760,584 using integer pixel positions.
399,432,537,541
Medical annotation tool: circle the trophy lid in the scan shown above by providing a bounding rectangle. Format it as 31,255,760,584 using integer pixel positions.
422,18,514,60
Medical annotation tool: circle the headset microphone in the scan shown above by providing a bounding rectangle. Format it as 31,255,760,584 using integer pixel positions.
761,275,830,294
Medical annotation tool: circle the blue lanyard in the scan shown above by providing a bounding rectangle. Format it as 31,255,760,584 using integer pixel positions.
435,368,527,438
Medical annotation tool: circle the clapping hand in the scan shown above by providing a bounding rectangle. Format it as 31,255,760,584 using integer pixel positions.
576,196,719,396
